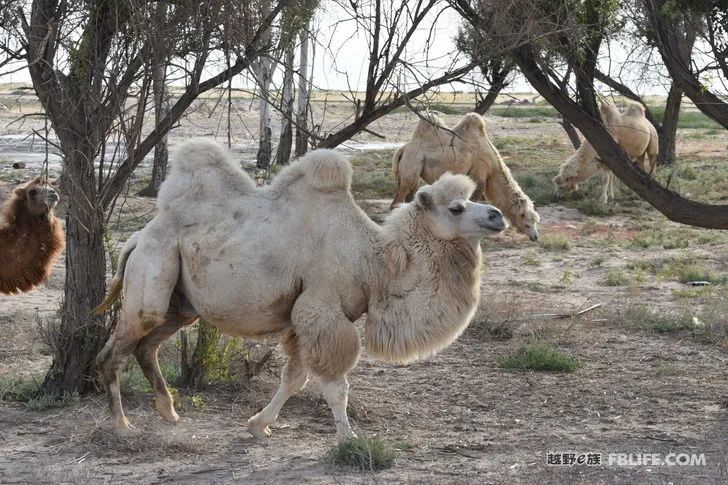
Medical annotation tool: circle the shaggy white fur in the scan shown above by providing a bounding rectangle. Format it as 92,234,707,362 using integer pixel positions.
94,140,506,441
391,111,540,241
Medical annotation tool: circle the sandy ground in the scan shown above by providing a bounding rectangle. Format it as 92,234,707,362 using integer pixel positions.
1,90,727,483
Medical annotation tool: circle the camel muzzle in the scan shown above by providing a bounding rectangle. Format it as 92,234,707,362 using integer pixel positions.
479,208,506,232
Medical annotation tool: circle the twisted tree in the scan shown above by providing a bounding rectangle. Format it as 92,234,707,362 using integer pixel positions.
0,0,295,395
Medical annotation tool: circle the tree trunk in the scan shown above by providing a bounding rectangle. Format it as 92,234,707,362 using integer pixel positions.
295,27,311,157
657,82,682,166
474,62,511,114
276,44,296,165
255,0,274,169
40,147,107,395
179,320,221,389
561,118,582,149
139,61,170,196
474,88,501,114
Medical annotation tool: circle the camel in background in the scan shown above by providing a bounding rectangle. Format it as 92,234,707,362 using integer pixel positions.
553,102,658,204
390,112,540,241
0,177,64,294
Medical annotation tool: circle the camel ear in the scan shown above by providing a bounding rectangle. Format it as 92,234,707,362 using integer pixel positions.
13,186,27,198
415,189,433,210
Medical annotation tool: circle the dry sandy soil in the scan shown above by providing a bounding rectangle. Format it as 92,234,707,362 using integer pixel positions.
1,90,727,483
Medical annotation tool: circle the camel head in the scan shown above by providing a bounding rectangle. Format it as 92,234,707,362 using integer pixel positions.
511,196,540,242
414,173,506,242
14,176,59,216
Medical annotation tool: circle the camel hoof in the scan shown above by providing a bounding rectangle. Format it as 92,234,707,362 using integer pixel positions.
247,416,272,438
155,400,180,423
112,420,140,437
160,409,180,424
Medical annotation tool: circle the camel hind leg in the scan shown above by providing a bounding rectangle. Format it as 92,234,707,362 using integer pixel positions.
97,228,181,433
96,334,138,433
134,293,198,423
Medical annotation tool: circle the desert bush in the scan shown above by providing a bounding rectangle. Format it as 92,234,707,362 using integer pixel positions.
500,342,581,372
603,269,629,286
540,235,571,251
328,436,396,471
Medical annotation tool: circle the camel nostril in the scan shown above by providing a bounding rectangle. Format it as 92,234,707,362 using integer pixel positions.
488,210,502,222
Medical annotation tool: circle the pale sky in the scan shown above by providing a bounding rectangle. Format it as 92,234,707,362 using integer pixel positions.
0,2,681,97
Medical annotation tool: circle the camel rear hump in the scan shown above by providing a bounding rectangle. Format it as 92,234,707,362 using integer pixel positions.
158,139,255,209
268,149,352,195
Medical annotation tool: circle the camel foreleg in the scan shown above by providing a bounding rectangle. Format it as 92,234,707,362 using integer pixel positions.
247,347,309,438
290,292,360,441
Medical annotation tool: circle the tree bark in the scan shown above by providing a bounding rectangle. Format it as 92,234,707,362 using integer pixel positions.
139,61,170,196
561,119,582,149
657,82,682,166
40,147,107,395
179,320,220,389
512,44,728,229
473,63,511,114
255,0,274,169
295,26,311,157
276,43,295,165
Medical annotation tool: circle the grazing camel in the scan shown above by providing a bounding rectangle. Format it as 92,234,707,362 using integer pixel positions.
0,177,64,294
553,101,658,204
390,112,540,241
93,139,506,440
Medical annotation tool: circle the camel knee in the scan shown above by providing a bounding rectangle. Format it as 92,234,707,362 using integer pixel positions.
300,322,360,379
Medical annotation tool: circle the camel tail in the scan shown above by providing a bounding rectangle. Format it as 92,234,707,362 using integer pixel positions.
392,146,404,190
92,233,138,315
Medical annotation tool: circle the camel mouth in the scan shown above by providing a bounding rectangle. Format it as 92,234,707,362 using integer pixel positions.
478,213,507,234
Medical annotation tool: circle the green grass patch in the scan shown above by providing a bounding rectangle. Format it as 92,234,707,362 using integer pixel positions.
0,374,79,410
647,106,720,130
515,171,555,207
574,198,615,217
540,235,571,251
500,342,581,372
603,269,630,286
621,305,692,334
521,251,542,266
328,436,396,471
349,149,397,199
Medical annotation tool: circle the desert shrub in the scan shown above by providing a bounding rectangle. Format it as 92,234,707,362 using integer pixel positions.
540,235,571,251
603,269,629,286
500,342,581,372
0,374,79,410
574,198,615,217
328,436,396,471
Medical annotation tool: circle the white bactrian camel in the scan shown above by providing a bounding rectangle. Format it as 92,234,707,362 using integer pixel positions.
553,101,659,204
93,139,506,440
390,112,540,241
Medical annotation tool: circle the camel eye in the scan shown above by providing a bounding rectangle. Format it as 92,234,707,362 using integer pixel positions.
449,205,465,215
28,189,37,196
